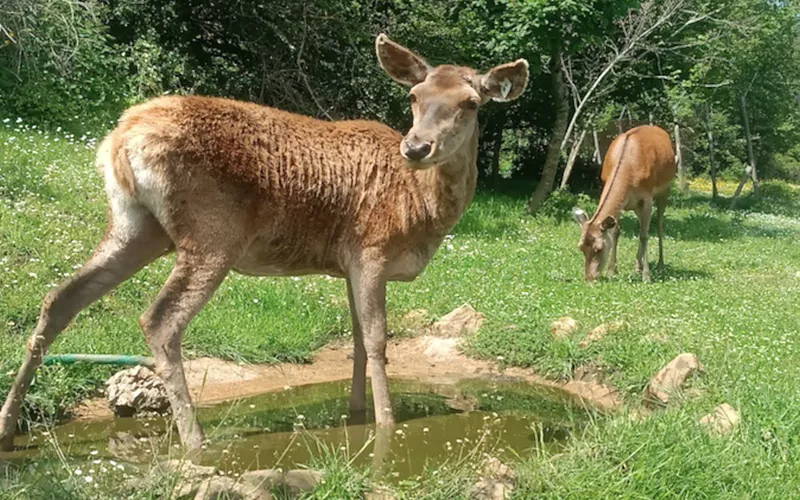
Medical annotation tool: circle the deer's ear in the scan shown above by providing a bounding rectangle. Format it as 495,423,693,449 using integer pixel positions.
600,216,617,231
480,59,529,102
375,34,429,87
573,207,589,227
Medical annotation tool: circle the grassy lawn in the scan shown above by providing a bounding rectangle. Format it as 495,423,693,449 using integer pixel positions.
3,118,800,497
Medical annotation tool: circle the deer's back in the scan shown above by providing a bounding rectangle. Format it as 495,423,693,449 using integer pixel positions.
110,95,442,279
601,125,676,196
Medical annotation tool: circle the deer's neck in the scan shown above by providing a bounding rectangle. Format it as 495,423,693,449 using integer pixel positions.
591,158,628,225
416,125,479,234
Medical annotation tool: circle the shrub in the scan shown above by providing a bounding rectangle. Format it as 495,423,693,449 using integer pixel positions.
0,0,130,133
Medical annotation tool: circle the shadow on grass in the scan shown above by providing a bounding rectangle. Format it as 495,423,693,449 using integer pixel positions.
656,263,713,282
547,262,710,284
603,266,712,284
673,181,800,218
618,210,797,242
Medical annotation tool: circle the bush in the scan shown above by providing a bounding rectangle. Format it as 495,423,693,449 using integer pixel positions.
536,188,597,223
0,0,130,133
772,147,800,182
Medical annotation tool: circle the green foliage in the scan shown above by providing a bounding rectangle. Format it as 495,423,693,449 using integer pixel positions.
774,144,800,182
534,188,597,223
0,0,130,132
4,0,800,185
661,0,800,180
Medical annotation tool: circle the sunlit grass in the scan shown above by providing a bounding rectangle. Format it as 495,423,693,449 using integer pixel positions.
2,119,800,496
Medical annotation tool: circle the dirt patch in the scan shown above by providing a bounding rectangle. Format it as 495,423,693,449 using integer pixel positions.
73,335,620,420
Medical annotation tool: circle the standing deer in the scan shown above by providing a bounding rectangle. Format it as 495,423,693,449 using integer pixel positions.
572,125,676,282
0,35,529,451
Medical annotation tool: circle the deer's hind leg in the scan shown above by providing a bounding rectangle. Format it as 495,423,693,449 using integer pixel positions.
0,210,171,451
138,248,235,450
656,194,668,273
634,198,654,283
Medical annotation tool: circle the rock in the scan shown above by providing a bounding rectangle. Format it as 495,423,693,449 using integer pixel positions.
645,353,704,406
432,304,485,337
579,320,628,348
194,476,271,500
481,456,516,483
470,456,515,499
133,459,219,499
106,366,170,417
422,337,461,362
700,403,740,435
162,459,218,481
148,462,319,499
241,469,322,497
239,469,283,490
551,317,579,340
282,470,323,494
366,487,397,500
470,479,513,500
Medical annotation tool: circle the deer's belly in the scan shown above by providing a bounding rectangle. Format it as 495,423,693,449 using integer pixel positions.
233,235,442,282
233,239,346,278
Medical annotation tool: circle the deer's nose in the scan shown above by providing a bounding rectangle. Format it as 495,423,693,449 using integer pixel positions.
402,140,432,161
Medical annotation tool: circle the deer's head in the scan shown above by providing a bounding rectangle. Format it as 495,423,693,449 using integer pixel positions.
573,208,617,282
376,34,528,168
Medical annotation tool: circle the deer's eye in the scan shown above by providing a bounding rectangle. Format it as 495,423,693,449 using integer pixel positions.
409,93,418,104
461,99,479,110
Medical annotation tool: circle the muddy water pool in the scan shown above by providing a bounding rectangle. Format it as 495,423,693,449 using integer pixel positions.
5,378,588,480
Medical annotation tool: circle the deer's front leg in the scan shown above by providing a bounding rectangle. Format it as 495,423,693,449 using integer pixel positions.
346,279,367,413
607,223,621,278
349,264,394,426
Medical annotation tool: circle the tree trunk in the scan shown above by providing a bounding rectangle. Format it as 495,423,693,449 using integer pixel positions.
527,43,569,213
705,104,718,200
592,129,602,166
560,129,587,189
490,117,504,188
741,94,759,195
730,94,759,208
674,122,686,191
730,170,751,209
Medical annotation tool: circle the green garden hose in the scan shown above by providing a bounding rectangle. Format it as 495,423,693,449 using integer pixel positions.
43,354,155,368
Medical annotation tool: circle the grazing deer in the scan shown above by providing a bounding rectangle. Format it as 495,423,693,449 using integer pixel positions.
572,125,676,282
0,35,529,451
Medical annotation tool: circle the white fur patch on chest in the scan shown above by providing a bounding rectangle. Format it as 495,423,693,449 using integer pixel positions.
386,244,439,282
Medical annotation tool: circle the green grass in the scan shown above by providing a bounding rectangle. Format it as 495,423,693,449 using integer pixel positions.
3,118,800,496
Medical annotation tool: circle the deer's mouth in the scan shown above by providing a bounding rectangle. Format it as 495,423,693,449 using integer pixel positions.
400,141,439,168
